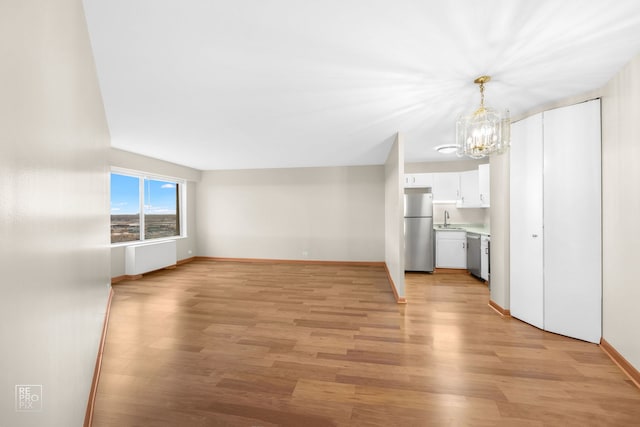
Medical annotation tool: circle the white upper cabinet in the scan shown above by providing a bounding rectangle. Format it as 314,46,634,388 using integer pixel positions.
456,165,490,208
458,169,482,207
432,172,460,202
414,166,489,207
478,164,490,207
404,173,433,188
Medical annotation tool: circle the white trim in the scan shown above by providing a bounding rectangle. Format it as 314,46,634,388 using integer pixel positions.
138,174,145,238
110,235,188,248
110,166,188,185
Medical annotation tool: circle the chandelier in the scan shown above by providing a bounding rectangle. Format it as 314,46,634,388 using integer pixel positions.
456,76,510,159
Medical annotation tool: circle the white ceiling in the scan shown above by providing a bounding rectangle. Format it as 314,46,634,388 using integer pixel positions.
83,0,640,171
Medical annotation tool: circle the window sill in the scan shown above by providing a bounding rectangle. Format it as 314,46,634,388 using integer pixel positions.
110,235,189,248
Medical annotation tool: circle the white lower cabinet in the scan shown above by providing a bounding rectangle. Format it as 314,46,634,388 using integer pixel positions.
435,231,467,269
480,235,489,281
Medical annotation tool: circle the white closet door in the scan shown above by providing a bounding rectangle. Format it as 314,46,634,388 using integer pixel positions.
543,100,602,343
510,113,544,329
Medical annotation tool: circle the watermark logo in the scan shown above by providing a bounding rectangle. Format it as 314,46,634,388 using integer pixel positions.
15,385,43,412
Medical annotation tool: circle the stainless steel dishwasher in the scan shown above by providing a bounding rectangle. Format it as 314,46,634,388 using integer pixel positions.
466,232,481,279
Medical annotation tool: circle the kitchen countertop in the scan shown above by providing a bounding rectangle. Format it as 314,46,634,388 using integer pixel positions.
434,224,490,236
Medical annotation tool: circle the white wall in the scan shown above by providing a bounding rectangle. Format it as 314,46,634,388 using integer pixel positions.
196,165,385,261
385,134,405,298
601,53,640,371
405,159,487,174
489,151,510,309
0,1,111,425
109,148,200,277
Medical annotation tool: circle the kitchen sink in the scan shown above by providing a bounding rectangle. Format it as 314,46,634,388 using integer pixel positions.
435,225,464,230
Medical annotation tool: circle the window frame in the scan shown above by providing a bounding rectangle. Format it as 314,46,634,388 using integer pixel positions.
110,167,187,246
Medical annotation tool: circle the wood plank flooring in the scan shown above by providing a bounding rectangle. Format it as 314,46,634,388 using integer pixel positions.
92,260,640,426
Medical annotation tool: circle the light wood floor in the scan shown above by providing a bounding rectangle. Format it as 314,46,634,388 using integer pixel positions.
92,260,640,426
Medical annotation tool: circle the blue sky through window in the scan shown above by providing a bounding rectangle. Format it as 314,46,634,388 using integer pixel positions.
110,174,177,215
110,174,139,215
144,179,177,215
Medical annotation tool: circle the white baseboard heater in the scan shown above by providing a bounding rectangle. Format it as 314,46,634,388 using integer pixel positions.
125,240,177,276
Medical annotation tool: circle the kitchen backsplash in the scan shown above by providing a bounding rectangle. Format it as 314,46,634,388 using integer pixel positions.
433,204,489,227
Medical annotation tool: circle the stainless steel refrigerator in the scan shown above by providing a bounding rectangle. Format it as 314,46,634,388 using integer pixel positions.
404,189,434,272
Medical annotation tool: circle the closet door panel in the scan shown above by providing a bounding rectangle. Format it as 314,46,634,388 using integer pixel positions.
510,113,544,330
543,100,602,343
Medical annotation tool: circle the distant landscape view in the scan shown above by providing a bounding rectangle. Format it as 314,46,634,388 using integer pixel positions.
111,214,140,243
145,215,179,240
111,173,180,243
111,214,178,243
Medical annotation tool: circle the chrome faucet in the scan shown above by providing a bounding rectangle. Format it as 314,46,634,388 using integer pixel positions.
444,210,450,228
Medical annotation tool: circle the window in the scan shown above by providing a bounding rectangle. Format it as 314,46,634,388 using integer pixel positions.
143,178,180,240
110,173,140,243
110,169,185,244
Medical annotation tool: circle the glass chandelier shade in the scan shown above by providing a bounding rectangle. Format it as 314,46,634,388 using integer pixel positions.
456,76,510,159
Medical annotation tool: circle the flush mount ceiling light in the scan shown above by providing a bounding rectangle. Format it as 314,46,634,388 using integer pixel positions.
456,75,510,159
434,144,458,154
